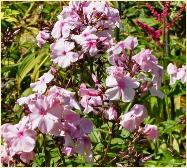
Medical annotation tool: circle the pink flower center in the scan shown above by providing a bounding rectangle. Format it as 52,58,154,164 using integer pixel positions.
40,77,46,83
88,41,95,47
83,33,88,37
40,108,46,116
62,51,67,56
18,131,24,138
118,79,126,88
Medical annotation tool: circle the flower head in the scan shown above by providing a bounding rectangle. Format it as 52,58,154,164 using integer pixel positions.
143,124,159,140
119,104,147,132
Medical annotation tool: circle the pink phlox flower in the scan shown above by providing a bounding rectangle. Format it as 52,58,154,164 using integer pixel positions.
119,104,147,132
51,15,76,39
177,65,186,84
75,137,93,163
28,96,62,133
104,105,118,120
51,39,79,68
1,123,36,153
1,144,14,165
63,109,93,138
123,36,138,50
36,30,50,48
149,84,164,99
47,86,80,110
107,37,137,66
106,6,121,28
105,66,139,102
81,37,98,56
132,49,158,73
61,1,88,22
83,1,120,30
143,124,159,140
79,83,103,113
72,26,97,44
72,26,99,56
19,151,35,164
83,1,108,20
63,146,75,156
167,63,186,85
30,70,54,94
16,93,38,106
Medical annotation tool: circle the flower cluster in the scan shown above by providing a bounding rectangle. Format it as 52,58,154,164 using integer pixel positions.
49,1,120,68
1,84,93,165
105,37,164,100
1,1,162,166
167,63,186,85
119,104,158,140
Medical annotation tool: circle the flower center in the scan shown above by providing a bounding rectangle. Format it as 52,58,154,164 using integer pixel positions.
62,51,67,56
18,131,24,138
40,108,46,116
83,33,88,37
118,79,126,88
88,41,95,47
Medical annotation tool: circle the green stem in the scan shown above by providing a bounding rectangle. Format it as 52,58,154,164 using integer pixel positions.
161,17,167,121
115,2,122,42
57,144,66,166
22,2,35,20
43,134,50,167
100,123,115,164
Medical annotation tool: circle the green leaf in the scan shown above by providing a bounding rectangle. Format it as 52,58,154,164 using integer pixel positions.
138,17,160,27
16,52,46,93
111,138,124,145
173,138,179,153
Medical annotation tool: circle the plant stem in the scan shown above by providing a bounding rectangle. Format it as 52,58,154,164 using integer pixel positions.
165,16,175,120
43,134,50,167
57,144,66,166
161,17,167,121
100,123,115,164
115,2,122,42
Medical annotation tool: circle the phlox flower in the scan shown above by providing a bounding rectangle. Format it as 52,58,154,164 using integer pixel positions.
28,96,62,133
132,49,158,73
107,36,138,66
177,65,186,84
16,93,38,106
1,144,13,165
47,85,80,110
51,39,79,68
119,104,147,132
143,124,158,140
72,26,97,44
1,123,36,153
51,15,76,39
19,151,35,164
63,146,75,156
30,70,54,94
75,137,93,163
79,83,103,113
105,67,139,102
36,30,50,48
63,109,93,138
104,105,118,120
167,63,186,85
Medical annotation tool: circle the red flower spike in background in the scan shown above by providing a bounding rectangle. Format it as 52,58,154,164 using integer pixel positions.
137,2,186,44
